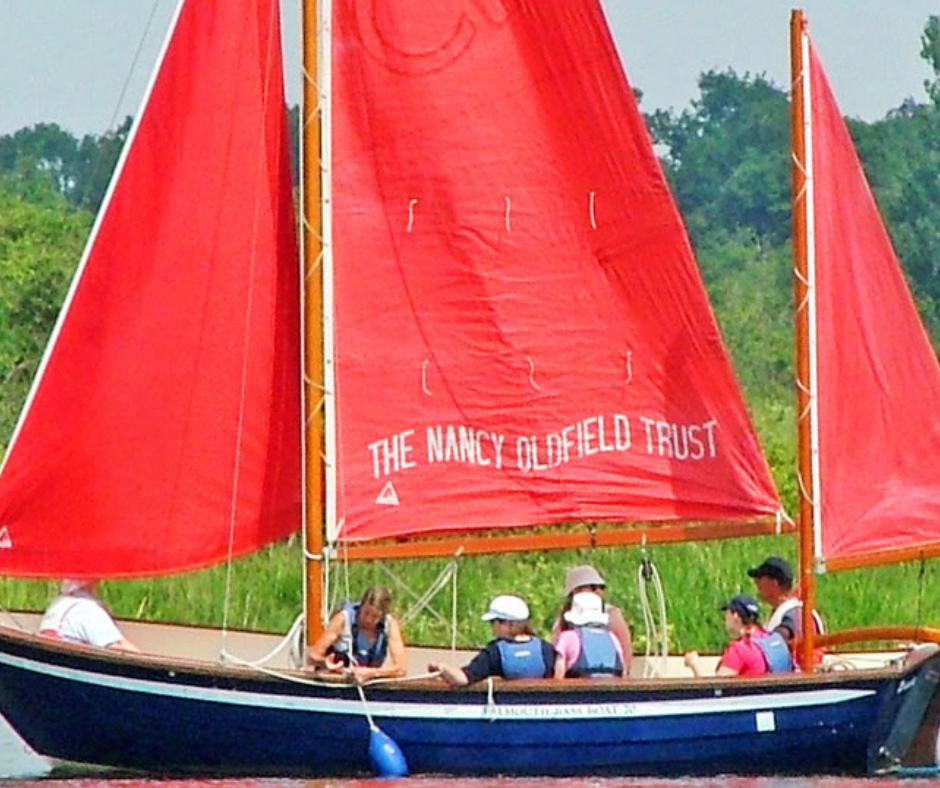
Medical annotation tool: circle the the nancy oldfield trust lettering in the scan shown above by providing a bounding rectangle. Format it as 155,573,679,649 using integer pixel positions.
367,414,718,479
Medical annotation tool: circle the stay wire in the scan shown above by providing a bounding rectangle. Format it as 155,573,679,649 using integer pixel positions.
108,1,163,134
83,0,164,210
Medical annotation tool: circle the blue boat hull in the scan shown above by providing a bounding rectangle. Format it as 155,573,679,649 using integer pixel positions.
0,628,933,777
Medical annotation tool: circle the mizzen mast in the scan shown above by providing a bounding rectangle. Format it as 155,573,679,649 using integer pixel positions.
790,8,818,670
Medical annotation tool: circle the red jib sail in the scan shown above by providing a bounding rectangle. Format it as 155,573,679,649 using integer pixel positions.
330,0,779,542
0,0,300,577
808,40,940,568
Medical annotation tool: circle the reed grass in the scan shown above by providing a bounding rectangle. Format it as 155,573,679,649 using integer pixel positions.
3,531,938,654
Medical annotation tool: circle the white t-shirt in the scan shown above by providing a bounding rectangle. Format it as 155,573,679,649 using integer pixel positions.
39,593,124,649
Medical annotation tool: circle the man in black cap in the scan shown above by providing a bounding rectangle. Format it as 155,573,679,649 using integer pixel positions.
748,556,825,658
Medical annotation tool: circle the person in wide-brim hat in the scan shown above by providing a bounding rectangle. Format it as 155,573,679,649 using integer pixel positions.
552,565,632,676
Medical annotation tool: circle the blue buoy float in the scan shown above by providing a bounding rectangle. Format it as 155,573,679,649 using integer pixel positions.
357,682,409,778
368,724,409,778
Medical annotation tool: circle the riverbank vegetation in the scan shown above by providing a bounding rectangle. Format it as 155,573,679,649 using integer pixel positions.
0,17,938,652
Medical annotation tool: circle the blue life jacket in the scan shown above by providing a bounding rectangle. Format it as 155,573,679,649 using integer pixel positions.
496,638,547,679
567,625,623,678
754,630,795,673
328,601,388,667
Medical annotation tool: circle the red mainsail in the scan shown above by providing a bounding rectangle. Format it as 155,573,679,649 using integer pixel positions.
330,0,779,542
807,40,940,568
0,0,301,576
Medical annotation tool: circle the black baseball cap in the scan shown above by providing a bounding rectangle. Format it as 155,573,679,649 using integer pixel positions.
747,555,794,587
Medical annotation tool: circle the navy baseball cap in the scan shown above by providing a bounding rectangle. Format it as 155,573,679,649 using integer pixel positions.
721,594,761,622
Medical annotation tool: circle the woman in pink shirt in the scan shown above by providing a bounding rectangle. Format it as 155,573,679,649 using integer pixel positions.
684,594,769,678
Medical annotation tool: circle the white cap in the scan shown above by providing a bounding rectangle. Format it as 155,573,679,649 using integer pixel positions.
481,594,530,622
563,591,609,627
61,579,95,595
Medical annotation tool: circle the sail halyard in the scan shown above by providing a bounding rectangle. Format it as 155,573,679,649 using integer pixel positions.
318,0,340,562
801,23,824,574
790,7,818,670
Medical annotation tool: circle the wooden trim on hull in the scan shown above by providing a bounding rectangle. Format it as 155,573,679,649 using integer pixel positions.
0,623,902,691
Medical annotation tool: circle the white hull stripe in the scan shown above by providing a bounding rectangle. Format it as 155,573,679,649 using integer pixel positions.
0,651,875,721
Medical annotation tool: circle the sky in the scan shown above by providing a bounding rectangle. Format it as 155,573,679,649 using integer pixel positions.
0,1,936,137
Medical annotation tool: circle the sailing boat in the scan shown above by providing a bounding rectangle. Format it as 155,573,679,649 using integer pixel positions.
0,0,937,777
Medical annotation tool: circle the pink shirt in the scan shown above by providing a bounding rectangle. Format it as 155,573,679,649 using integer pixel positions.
552,604,631,657
719,629,769,676
554,628,625,674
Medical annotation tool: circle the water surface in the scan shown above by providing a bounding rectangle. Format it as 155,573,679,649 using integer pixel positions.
7,777,940,788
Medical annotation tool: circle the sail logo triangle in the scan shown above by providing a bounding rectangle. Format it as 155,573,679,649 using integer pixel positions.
0,527,11,548
376,482,400,507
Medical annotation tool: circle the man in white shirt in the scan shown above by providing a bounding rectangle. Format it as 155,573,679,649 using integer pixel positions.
39,580,139,652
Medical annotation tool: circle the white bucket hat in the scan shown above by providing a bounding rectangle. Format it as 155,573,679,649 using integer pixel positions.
481,594,530,622
563,591,609,627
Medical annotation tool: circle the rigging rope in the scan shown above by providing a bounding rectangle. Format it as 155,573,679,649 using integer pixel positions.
637,552,669,678
294,539,465,668
374,553,465,647
107,0,164,134
221,0,283,660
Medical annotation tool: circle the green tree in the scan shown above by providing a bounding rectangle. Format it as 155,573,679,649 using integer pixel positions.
857,16,940,333
648,70,791,249
0,123,79,197
0,119,130,213
72,117,132,211
0,179,90,444
922,15,940,106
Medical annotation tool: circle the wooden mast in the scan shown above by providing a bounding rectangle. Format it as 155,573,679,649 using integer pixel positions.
302,0,325,649
790,8,817,671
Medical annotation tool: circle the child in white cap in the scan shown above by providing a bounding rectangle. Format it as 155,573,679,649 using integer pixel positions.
554,591,626,678
429,595,556,685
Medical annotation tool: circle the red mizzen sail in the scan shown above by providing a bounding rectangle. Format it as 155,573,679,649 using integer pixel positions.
330,0,779,542
0,0,301,577
808,40,940,568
